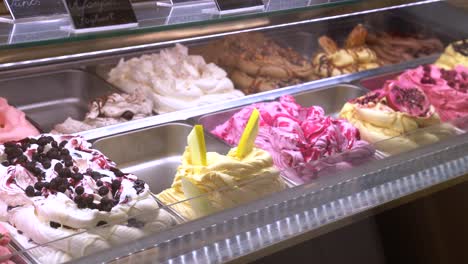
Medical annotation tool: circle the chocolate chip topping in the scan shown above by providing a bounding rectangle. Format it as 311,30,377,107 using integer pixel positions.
25,186,35,197
98,186,109,196
121,111,135,120
4,136,141,213
50,221,61,229
75,186,84,196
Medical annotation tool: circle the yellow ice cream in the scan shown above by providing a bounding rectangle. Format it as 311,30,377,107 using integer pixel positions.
157,146,286,220
435,40,468,69
339,102,441,154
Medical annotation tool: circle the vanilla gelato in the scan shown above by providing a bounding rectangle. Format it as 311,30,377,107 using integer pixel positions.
339,82,443,154
0,135,175,262
108,44,244,114
52,91,153,134
157,146,287,220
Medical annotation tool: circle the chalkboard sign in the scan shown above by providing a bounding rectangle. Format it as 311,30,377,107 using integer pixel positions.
4,0,67,20
214,0,264,12
63,0,137,30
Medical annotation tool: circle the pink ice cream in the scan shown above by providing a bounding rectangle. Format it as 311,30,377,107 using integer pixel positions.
212,95,375,183
397,65,468,121
0,223,13,264
0,98,39,143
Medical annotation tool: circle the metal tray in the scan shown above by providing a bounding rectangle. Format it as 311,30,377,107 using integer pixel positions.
92,122,231,194
358,71,404,91
194,84,368,135
0,69,117,132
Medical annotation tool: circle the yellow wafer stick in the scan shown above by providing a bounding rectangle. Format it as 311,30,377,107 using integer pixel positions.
187,125,207,166
237,108,260,159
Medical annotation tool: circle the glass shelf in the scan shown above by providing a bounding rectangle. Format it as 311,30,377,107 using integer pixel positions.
0,0,355,49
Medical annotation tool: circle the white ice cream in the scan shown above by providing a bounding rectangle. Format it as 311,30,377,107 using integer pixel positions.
52,91,153,134
0,135,176,263
107,44,244,114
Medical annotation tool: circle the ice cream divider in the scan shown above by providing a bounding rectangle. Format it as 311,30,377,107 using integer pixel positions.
193,84,368,131
92,122,233,221
0,69,122,132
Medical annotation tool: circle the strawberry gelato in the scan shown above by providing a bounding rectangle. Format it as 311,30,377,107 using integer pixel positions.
211,96,374,184
396,64,468,121
0,98,39,143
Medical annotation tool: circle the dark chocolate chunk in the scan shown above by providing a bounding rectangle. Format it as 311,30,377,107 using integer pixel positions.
91,171,102,180
54,163,63,172
34,182,43,191
25,186,35,197
59,141,68,149
73,173,84,181
42,160,51,169
98,186,109,196
50,221,61,228
57,184,67,193
111,180,121,191
75,186,84,195
121,111,134,120
64,160,73,167
47,148,60,160
4,142,17,148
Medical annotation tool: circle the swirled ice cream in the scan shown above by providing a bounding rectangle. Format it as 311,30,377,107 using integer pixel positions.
0,98,39,143
157,146,286,220
211,96,375,184
52,91,153,134
436,39,468,69
0,135,175,262
107,44,244,114
396,64,468,121
339,81,444,154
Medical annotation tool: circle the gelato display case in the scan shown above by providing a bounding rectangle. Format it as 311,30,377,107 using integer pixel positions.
0,0,467,263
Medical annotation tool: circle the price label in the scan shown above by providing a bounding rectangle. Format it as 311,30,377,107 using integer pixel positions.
214,0,264,13
63,0,137,30
3,0,67,20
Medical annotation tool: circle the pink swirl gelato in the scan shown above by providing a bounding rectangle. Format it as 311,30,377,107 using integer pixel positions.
211,95,374,184
397,64,468,121
0,135,175,262
0,98,39,143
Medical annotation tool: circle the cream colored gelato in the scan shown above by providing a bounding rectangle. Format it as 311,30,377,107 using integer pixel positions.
339,82,442,154
52,91,153,134
108,44,244,114
157,146,287,220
